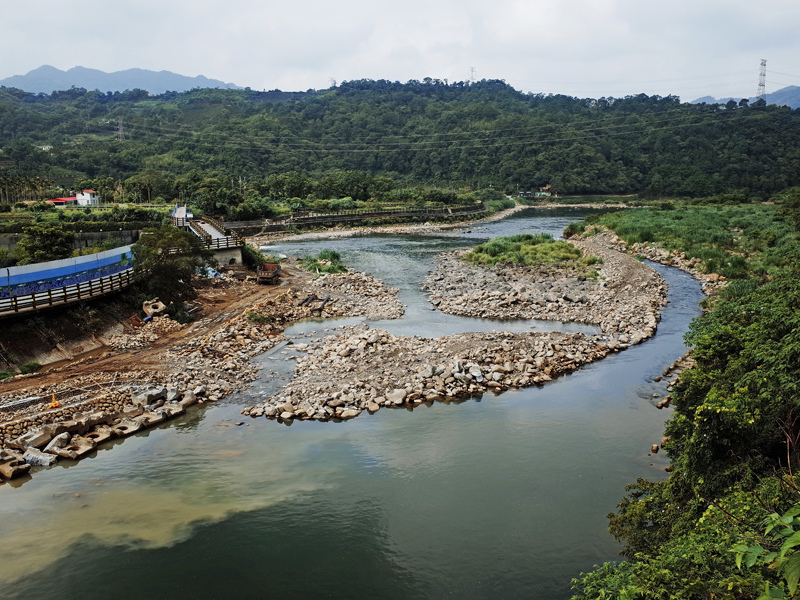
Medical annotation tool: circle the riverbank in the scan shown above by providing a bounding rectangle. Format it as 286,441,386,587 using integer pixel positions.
0,261,402,482
0,219,707,483
251,203,529,244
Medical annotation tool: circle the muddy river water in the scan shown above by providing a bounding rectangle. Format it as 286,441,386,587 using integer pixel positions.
0,208,704,599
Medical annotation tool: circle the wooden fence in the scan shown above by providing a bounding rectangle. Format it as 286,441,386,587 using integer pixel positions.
0,269,134,317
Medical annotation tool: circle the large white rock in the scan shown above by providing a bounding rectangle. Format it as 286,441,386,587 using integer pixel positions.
386,389,407,405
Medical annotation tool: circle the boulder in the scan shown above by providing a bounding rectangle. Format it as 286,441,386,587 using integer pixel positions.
179,391,198,407
44,432,72,454
386,389,407,405
121,404,144,417
0,454,31,480
340,408,363,419
132,387,167,406
17,428,53,450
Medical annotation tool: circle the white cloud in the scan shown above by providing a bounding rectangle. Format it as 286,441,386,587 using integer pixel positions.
2,0,800,100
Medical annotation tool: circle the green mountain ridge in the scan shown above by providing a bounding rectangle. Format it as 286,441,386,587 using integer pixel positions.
1,79,799,199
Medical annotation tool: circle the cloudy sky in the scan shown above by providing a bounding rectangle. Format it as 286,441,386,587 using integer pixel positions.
2,0,799,100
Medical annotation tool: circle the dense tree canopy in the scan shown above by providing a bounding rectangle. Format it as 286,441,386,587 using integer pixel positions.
1,80,798,200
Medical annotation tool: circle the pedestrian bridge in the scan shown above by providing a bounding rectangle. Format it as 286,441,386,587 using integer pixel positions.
0,246,134,317
171,206,244,264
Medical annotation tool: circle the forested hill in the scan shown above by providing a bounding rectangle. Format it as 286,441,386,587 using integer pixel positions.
1,79,799,198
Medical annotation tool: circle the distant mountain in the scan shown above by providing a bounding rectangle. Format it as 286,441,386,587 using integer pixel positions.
0,65,242,95
691,85,800,109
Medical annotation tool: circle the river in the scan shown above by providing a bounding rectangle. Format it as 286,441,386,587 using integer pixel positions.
0,207,704,599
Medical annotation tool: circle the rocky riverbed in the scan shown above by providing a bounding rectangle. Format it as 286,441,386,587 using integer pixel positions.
422,230,667,344
242,324,616,421
1,223,714,482
242,230,671,422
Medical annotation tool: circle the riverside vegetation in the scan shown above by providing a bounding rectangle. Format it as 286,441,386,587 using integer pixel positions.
571,191,800,600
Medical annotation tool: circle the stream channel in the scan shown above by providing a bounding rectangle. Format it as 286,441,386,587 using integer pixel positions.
0,207,704,599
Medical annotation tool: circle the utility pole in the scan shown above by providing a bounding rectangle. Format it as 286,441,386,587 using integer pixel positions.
757,59,767,103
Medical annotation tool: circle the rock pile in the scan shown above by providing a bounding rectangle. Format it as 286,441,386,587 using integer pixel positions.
0,385,204,481
107,317,185,350
242,324,615,421
308,271,404,320
423,234,667,344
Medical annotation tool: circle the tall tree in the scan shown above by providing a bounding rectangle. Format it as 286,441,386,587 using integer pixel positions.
131,226,214,302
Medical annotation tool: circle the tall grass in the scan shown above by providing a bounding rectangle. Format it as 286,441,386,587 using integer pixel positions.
595,204,796,279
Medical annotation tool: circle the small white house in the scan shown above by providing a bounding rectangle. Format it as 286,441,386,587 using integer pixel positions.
76,190,100,206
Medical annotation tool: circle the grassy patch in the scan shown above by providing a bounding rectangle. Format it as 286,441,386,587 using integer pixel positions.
463,233,602,274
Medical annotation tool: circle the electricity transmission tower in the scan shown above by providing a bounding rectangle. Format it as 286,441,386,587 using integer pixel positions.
468,66,476,84
757,59,767,102
117,119,125,141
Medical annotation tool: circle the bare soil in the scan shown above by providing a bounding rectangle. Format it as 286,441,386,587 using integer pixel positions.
0,263,309,400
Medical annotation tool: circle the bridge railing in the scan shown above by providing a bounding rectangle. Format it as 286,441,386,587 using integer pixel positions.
0,269,134,317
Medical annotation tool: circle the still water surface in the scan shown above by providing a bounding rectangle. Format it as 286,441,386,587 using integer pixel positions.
0,208,703,599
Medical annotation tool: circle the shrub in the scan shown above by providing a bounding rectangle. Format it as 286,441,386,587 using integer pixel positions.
464,233,601,272
19,362,41,374
301,249,347,274
564,222,586,237
246,312,274,324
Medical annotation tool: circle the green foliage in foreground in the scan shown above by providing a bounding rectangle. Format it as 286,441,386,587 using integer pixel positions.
301,249,348,274
571,198,800,599
463,233,602,271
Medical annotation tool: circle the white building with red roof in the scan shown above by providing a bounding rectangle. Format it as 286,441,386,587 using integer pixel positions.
47,189,100,208
76,190,99,206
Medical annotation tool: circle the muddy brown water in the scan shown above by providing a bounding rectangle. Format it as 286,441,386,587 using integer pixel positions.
0,208,703,600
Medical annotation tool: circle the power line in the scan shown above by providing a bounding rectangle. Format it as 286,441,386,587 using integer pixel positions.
70,109,756,156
